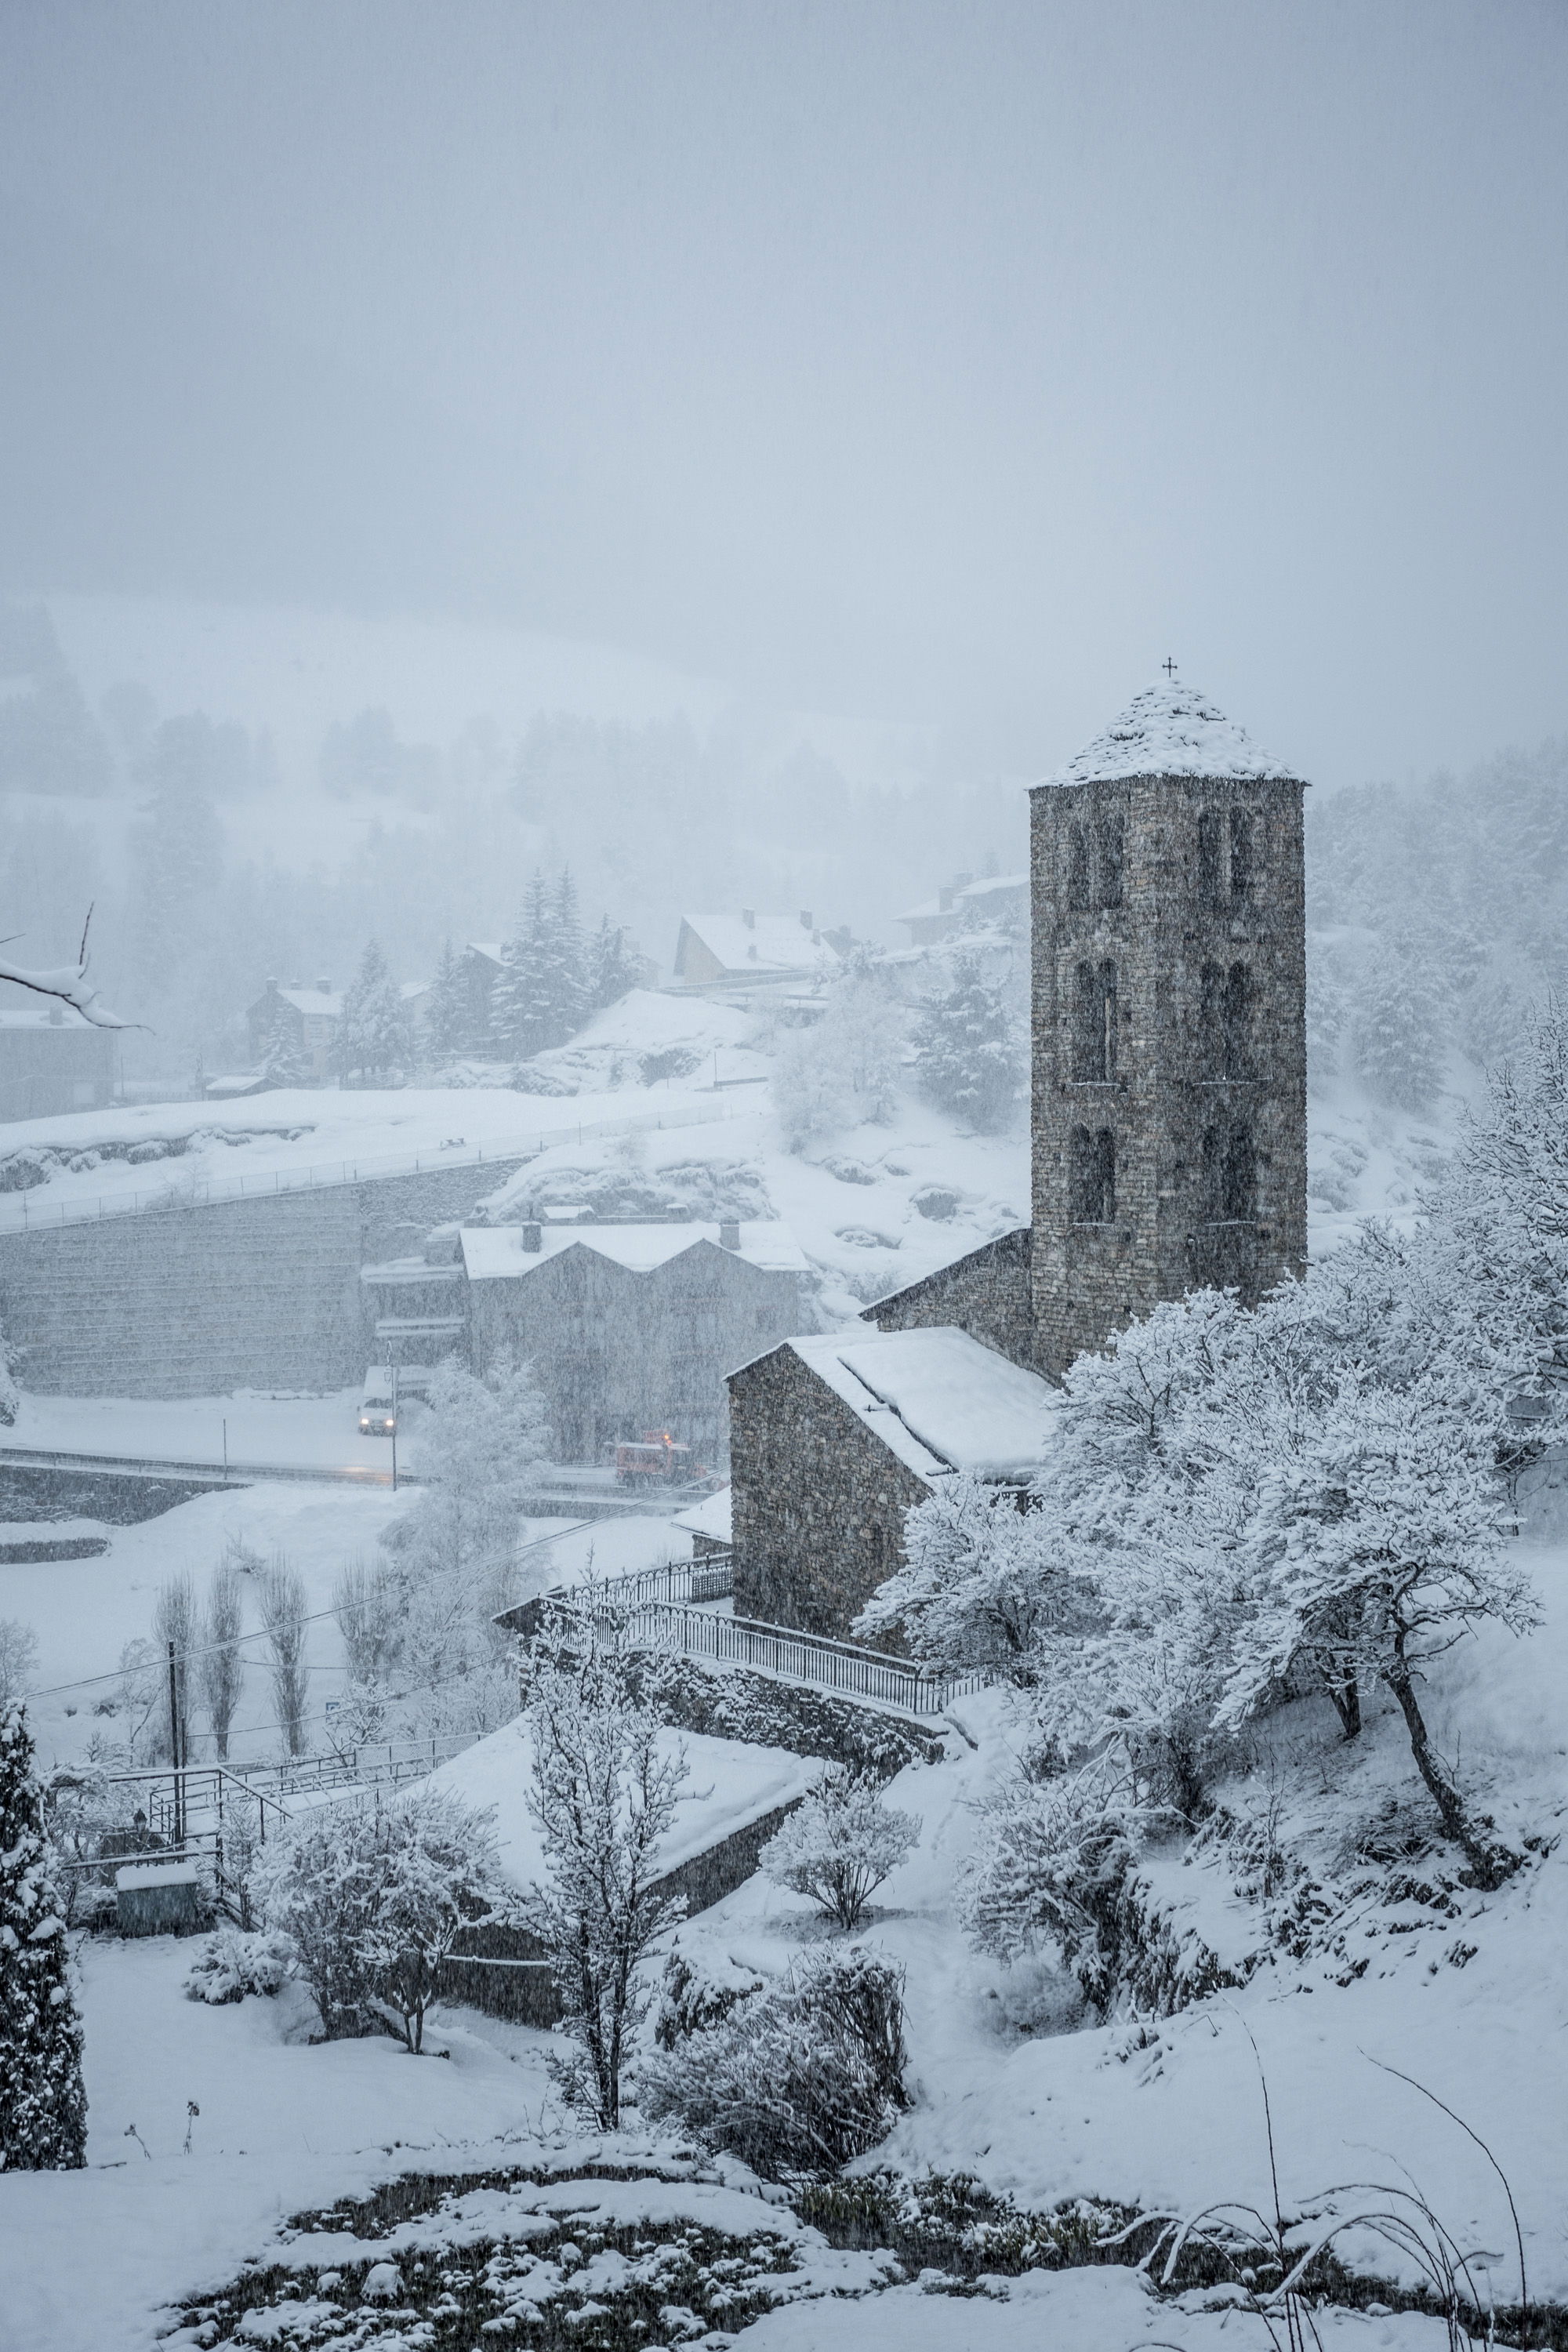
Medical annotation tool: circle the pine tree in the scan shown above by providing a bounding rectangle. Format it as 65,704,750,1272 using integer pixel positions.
335,939,406,1087
546,869,590,1040
423,939,472,1062
258,999,311,1088
490,875,554,1059
912,948,1023,1131
588,915,643,1010
0,1706,88,2170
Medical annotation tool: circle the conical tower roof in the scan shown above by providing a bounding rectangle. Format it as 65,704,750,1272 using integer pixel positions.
1039,672,1300,788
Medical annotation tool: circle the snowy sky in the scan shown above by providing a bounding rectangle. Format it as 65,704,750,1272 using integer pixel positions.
2,0,1566,786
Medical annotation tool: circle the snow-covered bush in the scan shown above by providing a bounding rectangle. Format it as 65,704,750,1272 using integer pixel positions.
758,1769,920,1929
40,1756,143,1928
183,1926,292,2005
525,1632,688,2128
771,962,904,1149
639,1947,909,2177
0,1706,86,2169
258,1786,508,2049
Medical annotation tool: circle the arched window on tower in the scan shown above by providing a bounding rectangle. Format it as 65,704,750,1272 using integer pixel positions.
1069,1124,1116,1223
1067,822,1091,910
1200,960,1253,1077
1071,959,1117,1082
1197,808,1254,909
1096,815,1124,909
1201,1120,1258,1221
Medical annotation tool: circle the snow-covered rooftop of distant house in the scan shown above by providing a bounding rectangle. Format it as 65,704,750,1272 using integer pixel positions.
784,1325,1056,1481
423,1717,822,1889
0,1004,101,1030
671,1483,732,1543
677,913,840,978
460,1220,811,1280
1036,673,1301,788
891,873,1029,923
466,940,504,966
271,986,343,1019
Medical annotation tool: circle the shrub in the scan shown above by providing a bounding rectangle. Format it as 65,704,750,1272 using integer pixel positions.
183,1927,292,2005
639,1946,909,2176
758,1769,920,1929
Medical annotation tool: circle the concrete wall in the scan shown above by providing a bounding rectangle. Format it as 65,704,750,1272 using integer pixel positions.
0,1158,524,1397
862,1227,1036,1369
730,1342,929,1639
1029,773,1308,1379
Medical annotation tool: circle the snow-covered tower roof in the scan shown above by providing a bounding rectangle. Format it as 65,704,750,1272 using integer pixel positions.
1037,673,1302,789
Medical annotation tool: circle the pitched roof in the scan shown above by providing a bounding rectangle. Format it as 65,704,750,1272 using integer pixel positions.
677,914,840,978
786,1325,1055,1482
1037,673,1300,789
460,1220,811,1281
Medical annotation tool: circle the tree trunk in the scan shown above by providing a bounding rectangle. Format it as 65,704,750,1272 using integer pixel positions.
1324,1669,1361,1740
1384,1639,1518,1891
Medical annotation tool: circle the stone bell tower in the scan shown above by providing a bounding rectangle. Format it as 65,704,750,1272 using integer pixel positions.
1029,671,1308,1380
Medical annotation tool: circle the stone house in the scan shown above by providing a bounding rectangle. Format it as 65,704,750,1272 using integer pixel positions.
462,1218,811,1467
727,669,1308,1635
247,977,342,1081
891,869,1029,948
729,1325,1055,1639
0,1004,118,1120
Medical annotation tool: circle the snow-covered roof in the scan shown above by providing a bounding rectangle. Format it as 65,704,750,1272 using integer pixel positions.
1037,673,1301,789
422,1716,822,1890
677,914,840,978
273,987,343,1020
671,1484,733,1543
461,1220,812,1282
891,873,1028,925
0,1005,99,1031
785,1325,1056,1482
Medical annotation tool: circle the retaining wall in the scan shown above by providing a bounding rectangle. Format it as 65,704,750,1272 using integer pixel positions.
0,1158,524,1397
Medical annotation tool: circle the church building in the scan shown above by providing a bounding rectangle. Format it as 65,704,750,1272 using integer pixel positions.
728,672,1308,1637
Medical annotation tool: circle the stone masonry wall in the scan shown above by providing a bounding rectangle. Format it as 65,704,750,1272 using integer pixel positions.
1029,771,1308,1377
730,1342,930,1639
862,1226,1035,1367
0,1157,524,1398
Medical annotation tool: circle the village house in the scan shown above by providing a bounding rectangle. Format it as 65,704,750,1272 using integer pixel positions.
672,909,842,993
729,1325,1055,1639
891,868,1029,948
246,976,342,1081
0,1003,118,1120
461,1216,811,1468
728,672,1309,1636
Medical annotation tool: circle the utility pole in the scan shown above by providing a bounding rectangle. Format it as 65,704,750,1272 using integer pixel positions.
391,1361,399,1492
166,1639,184,1848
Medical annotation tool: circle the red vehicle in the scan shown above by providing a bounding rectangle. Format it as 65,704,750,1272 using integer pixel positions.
614,1431,695,1486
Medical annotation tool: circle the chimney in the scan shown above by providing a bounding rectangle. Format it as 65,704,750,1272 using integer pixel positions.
718,1221,741,1250
799,909,813,930
316,977,332,993
264,976,278,994
938,885,955,913
521,1221,543,1253
742,909,756,929
747,943,757,960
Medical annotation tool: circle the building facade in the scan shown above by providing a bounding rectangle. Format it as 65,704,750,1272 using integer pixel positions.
0,1007,118,1120
463,1220,811,1467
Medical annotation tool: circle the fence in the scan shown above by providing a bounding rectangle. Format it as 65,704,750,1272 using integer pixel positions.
0,1095,746,1236
550,1560,983,1715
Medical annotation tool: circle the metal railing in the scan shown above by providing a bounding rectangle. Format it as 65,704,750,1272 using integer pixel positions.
544,1557,982,1716
0,1096,746,1236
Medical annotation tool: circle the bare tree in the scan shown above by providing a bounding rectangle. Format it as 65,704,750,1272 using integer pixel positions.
199,1553,248,1761
0,1620,38,1715
526,1624,687,2129
332,1556,400,1684
260,1559,309,1759
151,1574,198,1764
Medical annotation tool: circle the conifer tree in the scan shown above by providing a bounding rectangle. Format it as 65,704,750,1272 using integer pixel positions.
335,939,406,1086
588,915,642,1009
423,939,472,1061
0,1705,88,2170
490,875,554,1059
258,1000,311,1088
912,948,1023,1131
546,869,590,1039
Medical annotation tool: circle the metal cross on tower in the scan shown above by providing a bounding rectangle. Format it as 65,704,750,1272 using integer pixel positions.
1163,656,1178,678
